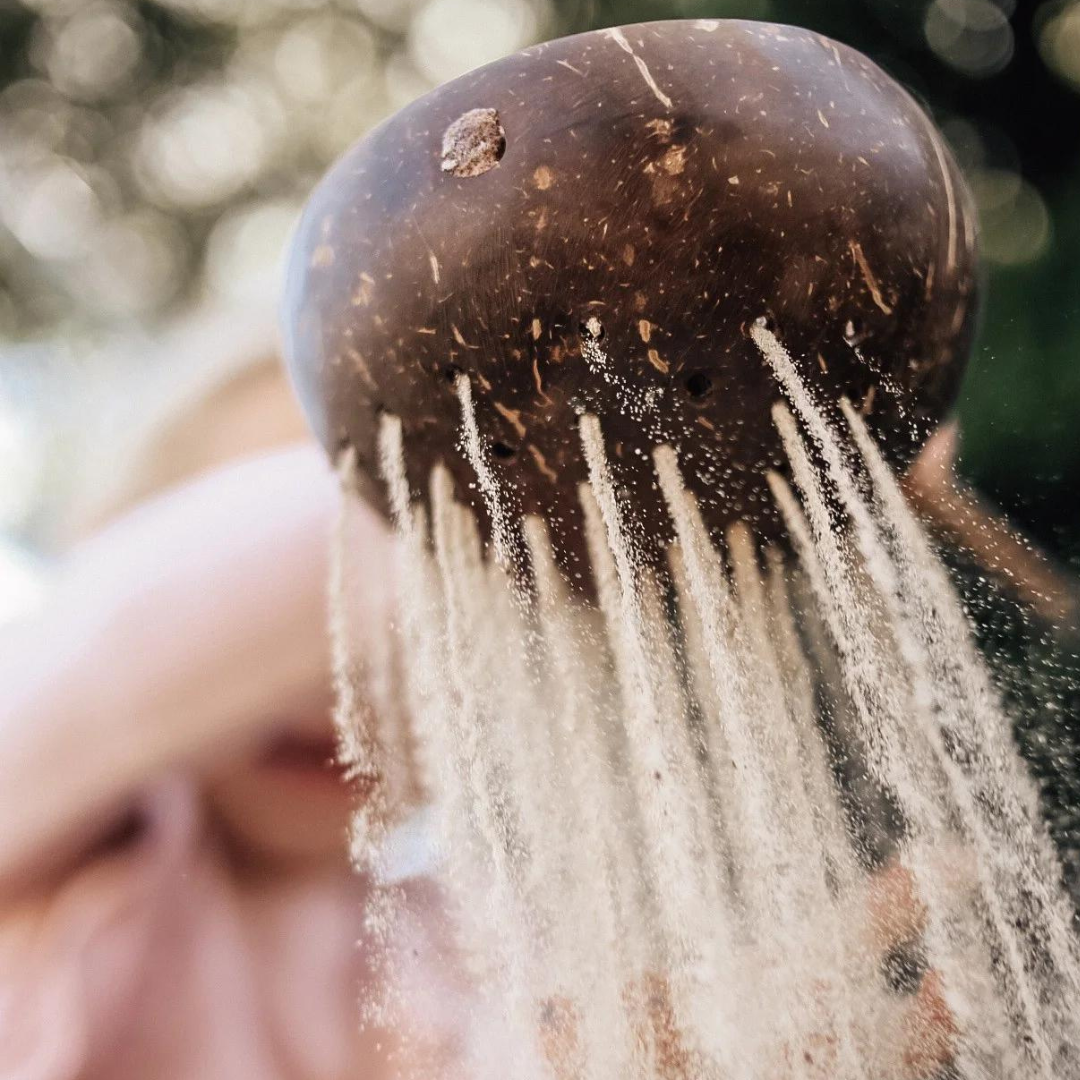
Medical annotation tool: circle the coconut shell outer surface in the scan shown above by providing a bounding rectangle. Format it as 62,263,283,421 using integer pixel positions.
282,18,978,580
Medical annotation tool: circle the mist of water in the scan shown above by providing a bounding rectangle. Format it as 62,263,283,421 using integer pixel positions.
330,324,1080,1080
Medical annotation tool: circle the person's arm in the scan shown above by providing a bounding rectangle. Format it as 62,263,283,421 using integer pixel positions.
0,445,337,889
904,422,1077,626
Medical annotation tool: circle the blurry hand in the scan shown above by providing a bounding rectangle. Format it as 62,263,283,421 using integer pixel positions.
906,420,1077,625
0,444,339,887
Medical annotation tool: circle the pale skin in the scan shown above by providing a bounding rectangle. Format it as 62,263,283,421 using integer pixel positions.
905,420,1077,625
0,444,351,890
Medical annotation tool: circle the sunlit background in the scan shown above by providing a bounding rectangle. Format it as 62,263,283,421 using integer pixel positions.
1,0,1079,620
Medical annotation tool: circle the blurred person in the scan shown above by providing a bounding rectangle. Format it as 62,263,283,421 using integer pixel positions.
0,312,459,1080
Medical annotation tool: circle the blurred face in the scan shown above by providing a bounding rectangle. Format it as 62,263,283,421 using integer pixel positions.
203,687,356,869
134,371,362,868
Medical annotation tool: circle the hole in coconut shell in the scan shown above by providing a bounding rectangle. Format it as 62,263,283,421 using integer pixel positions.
579,316,605,342
491,441,517,460
844,317,866,344
685,372,713,399
882,943,927,996
442,363,463,383
441,108,506,178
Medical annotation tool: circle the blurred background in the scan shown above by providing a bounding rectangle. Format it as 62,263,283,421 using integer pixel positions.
0,0,1078,615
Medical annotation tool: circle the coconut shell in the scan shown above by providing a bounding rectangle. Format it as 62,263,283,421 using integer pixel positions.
282,18,978,578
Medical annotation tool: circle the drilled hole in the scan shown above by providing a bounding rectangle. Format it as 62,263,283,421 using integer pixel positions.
491,441,517,460
882,944,927,996
443,363,462,383
685,372,712,399
844,317,865,343
441,108,506,178
579,315,605,342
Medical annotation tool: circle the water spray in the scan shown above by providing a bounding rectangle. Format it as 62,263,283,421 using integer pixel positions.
281,20,1079,1080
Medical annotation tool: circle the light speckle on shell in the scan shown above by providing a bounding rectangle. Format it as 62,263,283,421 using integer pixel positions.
441,108,506,178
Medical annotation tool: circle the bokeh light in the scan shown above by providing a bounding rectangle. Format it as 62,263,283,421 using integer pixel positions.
135,81,277,209
5,160,107,262
970,168,1053,266
1037,0,1080,90
33,2,146,102
204,196,302,307
924,0,1014,77
73,209,189,317
408,0,551,84
357,0,428,34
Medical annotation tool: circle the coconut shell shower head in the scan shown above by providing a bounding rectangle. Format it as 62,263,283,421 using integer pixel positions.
282,19,978,575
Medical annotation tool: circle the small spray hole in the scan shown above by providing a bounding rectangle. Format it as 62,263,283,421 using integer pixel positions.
491,441,517,460
579,316,605,342
443,364,463,383
882,944,926,996
844,317,865,343
685,372,713,399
